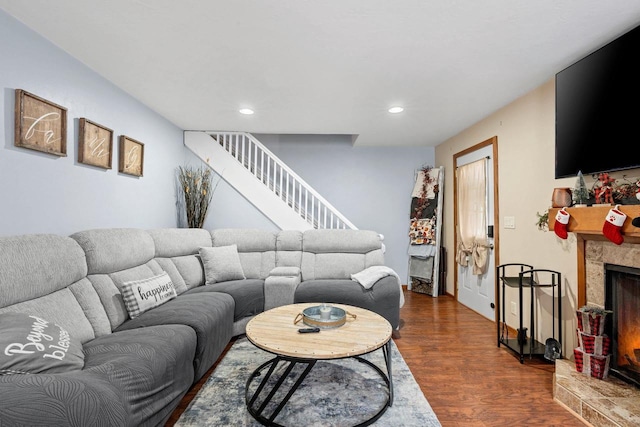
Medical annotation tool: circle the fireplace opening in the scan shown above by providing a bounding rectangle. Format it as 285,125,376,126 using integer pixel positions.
605,264,640,388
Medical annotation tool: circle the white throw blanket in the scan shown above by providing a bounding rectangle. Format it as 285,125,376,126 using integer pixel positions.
351,266,405,308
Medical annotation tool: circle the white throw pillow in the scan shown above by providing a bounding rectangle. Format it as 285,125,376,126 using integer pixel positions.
121,271,177,318
199,244,246,284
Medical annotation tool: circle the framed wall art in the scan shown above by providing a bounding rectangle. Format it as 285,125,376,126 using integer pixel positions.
119,135,144,177
78,118,113,169
14,89,67,156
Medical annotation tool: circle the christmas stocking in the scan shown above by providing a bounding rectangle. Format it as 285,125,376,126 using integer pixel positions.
603,205,627,245
554,207,570,239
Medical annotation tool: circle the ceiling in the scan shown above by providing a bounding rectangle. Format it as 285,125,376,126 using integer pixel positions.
2,1,640,147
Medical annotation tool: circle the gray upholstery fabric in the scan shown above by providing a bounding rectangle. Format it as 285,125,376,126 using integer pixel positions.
264,274,300,310
211,228,277,279
200,245,246,284
71,228,156,274
69,278,112,337
0,234,87,308
86,274,129,331
115,292,234,381
149,228,211,294
83,325,196,427
276,230,303,267
211,228,276,252
154,257,189,294
148,228,212,257
0,364,131,426
185,279,264,322
300,230,385,281
0,287,96,344
294,276,401,329
0,312,85,375
85,260,165,330
168,255,205,290
302,229,382,253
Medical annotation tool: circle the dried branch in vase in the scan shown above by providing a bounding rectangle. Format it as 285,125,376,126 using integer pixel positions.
178,164,214,228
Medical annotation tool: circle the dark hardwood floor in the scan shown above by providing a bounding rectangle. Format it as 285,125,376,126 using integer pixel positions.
166,288,585,426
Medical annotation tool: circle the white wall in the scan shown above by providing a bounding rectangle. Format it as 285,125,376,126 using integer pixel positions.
434,79,640,355
0,10,185,236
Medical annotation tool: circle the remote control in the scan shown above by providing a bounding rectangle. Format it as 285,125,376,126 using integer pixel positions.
298,327,320,333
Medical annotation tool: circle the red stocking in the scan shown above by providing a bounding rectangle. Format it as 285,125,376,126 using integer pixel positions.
602,205,627,245
554,208,570,239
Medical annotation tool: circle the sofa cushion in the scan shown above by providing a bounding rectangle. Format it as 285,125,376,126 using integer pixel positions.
0,313,84,375
71,228,155,275
185,279,265,321
0,234,87,309
114,292,235,381
0,287,96,344
121,271,177,318
83,324,196,426
200,245,246,284
211,228,277,279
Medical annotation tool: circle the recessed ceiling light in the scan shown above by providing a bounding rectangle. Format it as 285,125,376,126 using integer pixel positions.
388,106,404,114
239,108,254,115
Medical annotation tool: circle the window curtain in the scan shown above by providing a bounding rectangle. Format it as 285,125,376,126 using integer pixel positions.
456,158,490,275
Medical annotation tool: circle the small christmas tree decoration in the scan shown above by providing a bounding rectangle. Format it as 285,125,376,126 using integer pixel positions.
573,170,590,206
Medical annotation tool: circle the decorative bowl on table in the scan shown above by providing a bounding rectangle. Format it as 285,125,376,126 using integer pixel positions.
294,304,356,329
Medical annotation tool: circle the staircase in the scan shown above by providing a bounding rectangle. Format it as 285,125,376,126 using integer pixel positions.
184,131,357,231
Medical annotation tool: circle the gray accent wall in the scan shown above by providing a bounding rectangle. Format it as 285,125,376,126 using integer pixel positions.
0,10,185,237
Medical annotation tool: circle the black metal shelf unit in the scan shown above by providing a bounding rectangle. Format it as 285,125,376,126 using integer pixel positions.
496,263,562,363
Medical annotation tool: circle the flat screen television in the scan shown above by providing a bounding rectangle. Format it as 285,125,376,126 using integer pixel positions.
555,23,640,178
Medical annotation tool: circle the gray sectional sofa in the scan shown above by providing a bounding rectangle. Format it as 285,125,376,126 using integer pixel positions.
0,227,402,427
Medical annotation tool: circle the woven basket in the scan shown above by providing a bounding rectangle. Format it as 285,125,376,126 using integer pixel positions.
574,347,611,379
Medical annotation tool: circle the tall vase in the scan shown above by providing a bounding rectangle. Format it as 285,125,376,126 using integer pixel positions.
552,187,573,208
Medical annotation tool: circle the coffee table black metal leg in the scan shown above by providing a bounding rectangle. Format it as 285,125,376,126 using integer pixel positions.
246,356,316,427
383,340,393,406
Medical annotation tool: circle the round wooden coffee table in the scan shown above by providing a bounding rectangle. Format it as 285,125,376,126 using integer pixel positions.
245,303,393,427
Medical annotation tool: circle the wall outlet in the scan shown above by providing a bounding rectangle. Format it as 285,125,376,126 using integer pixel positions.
510,301,517,315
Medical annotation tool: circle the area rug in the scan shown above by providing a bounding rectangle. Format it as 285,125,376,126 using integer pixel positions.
176,337,441,426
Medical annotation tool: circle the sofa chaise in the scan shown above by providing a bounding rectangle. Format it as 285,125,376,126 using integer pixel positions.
0,227,402,426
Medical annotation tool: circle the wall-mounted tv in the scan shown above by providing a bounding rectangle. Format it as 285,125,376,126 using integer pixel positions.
555,24,640,179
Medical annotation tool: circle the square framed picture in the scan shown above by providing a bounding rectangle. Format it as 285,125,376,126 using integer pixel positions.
78,118,113,169
119,135,144,177
14,89,67,156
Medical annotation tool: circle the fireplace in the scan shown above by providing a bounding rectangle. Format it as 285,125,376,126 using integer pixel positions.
605,264,640,387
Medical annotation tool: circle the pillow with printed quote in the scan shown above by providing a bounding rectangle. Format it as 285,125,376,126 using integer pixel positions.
121,271,177,319
0,313,85,375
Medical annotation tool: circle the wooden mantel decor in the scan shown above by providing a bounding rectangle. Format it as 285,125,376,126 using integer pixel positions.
548,205,640,308
548,205,640,238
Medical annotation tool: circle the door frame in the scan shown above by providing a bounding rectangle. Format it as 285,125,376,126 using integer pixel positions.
453,136,500,323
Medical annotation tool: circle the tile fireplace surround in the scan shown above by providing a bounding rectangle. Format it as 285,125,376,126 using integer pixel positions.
549,206,640,426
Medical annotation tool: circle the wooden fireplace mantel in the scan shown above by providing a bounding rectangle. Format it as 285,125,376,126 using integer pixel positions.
548,205,640,238
548,205,640,308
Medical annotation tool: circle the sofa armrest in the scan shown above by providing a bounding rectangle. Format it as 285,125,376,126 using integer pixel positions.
264,268,301,310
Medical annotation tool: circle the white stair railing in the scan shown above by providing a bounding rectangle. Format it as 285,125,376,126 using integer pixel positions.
206,131,356,230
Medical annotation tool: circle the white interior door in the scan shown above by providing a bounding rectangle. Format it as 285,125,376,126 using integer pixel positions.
456,145,495,320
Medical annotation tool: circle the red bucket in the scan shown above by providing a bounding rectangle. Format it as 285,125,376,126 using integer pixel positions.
578,331,611,356
576,309,608,336
574,347,611,379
